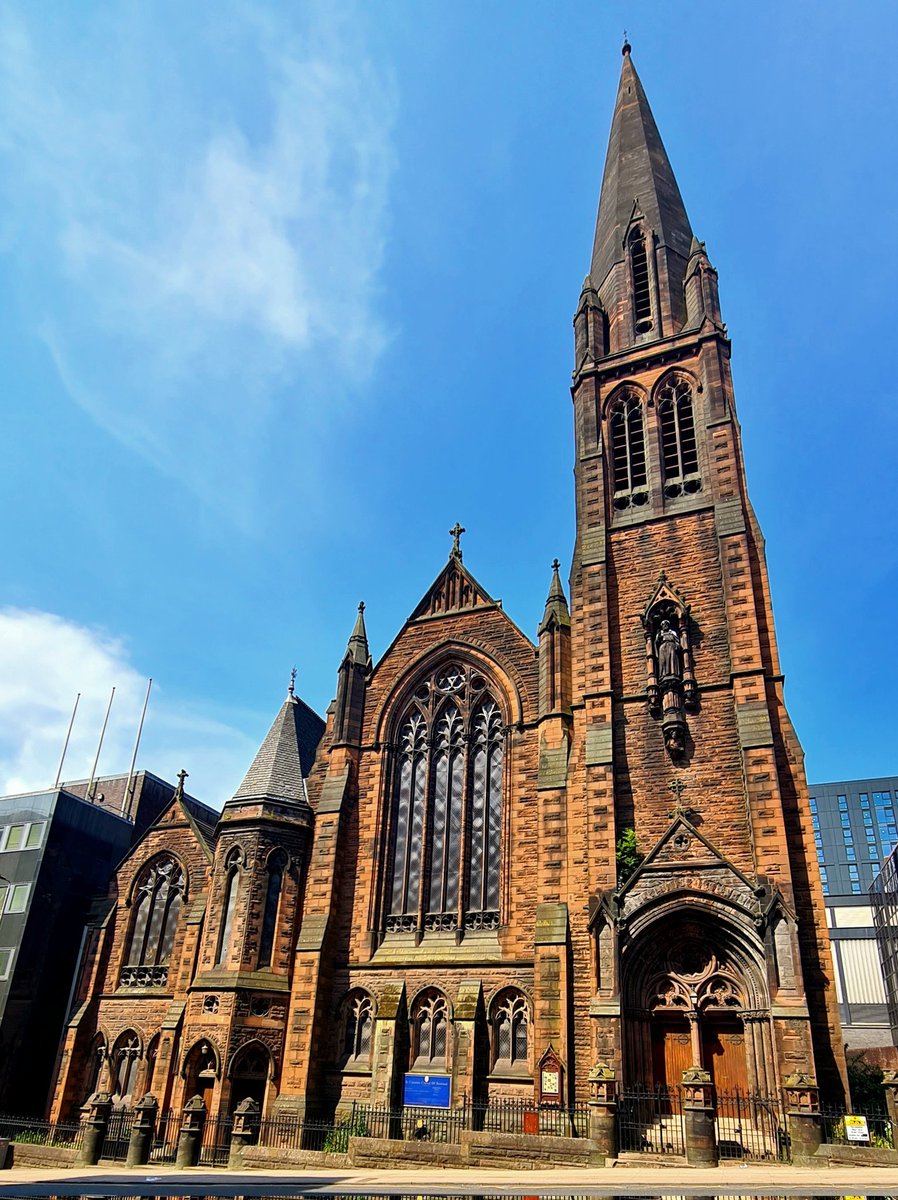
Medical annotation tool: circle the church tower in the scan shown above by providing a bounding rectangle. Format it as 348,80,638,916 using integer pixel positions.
567,43,846,1097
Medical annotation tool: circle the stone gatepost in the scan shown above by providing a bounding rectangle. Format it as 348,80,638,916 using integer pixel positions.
227,1097,260,1169
783,1072,823,1165
681,1067,717,1167
175,1095,207,1169
882,1069,898,1130
587,1063,618,1161
76,1091,113,1166
125,1093,159,1168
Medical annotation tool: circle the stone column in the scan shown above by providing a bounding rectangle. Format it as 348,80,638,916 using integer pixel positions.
175,1095,207,1169
882,1069,898,1131
587,1063,618,1161
228,1097,260,1169
681,1067,717,1167
76,1092,112,1166
125,1093,159,1168
783,1073,823,1166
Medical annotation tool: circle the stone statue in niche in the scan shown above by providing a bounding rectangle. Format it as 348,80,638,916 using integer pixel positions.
641,573,698,760
656,620,682,680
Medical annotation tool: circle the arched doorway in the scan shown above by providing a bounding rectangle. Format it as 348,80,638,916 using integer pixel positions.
621,910,771,1093
183,1041,218,1109
228,1043,271,1114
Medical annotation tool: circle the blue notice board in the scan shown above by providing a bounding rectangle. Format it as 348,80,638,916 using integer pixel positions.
403,1072,451,1109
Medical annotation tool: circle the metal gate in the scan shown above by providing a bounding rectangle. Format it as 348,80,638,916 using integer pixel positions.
716,1089,788,1161
617,1086,685,1155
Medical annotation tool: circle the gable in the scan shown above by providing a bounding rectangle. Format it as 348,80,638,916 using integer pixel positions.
409,557,497,621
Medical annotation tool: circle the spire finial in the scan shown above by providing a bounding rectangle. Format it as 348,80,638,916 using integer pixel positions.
449,522,466,561
358,601,365,614
622,30,631,56
552,557,561,572
288,666,297,698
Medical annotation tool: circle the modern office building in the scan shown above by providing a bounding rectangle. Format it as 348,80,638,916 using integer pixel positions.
809,776,898,1063
0,772,201,1113
871,848,898,1055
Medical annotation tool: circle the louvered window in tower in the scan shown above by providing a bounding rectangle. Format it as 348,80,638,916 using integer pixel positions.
386,665,504,936
121,857,184,987
658,377,701,497
609,393,648,510
628,227,653,332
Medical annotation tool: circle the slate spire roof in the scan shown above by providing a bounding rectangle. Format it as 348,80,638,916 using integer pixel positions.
540,559,571,633
231,679,325,806
345,602,371,669
590,44,694,292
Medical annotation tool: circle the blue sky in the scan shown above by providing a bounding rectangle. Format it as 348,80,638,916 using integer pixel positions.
1,1,896,804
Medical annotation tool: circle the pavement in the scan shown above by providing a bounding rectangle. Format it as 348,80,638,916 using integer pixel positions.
1,1163,898,1195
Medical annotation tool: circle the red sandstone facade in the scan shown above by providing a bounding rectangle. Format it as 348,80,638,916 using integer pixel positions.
49,47,847,1123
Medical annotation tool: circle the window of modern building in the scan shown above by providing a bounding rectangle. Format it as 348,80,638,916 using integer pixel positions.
846,846,856,862
0,947,13,979
820,866,829,896
809,797,817,813
838,795,848,810
861,794,870,808
0,821,45,852
1,883,31,914
849,864,861,894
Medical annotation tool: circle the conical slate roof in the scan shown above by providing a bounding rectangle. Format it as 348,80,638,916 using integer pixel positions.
590,46,694,291
540,559,571,632
232,688,325,805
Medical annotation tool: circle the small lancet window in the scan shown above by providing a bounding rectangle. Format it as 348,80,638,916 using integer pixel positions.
658,377,701,497
257,849,288,969
491,989,530,1072
342,991,374,1064
609,391,648,510
215,848,242,967
628,226,653,332
411,989,449,1068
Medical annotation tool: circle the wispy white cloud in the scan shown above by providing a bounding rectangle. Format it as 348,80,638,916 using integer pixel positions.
0,2,396,526
0,607,257,807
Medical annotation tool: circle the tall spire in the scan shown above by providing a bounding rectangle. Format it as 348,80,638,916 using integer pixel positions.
540,558,571,633
333,602,372,747
588,46,695,346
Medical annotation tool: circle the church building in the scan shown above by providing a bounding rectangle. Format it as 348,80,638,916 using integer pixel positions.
49,44,846,1123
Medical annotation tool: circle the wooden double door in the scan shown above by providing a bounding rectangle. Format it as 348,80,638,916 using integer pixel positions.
651,1014,748,1092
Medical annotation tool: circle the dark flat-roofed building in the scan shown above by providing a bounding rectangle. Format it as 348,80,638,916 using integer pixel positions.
0,772,210,1113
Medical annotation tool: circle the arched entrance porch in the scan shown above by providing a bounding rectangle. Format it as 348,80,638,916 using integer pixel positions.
622,910,777,1094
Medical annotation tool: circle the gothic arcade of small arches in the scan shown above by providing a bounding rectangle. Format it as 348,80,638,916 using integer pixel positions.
620,907,777,1094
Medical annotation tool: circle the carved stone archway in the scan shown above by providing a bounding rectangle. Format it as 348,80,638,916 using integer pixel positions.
621,910,775,1094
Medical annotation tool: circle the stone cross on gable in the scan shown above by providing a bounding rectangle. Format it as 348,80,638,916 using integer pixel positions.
449,522,466,560
668,777,691,819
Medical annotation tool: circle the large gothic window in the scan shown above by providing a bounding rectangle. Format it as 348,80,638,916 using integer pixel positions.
122,856,184,986
658,376,701,497
609,391,648,510
386,664,504,936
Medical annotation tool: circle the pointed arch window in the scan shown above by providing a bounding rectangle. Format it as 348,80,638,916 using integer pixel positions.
215,848,242,967
658,376,701,497
122,856,184,986
257,849,288,969
609,391,648,510
491,989,530,1073
411,989,449,1068
628,226,654,333
111,1031,141,1104
342,990,374,1065
386,664,504,936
